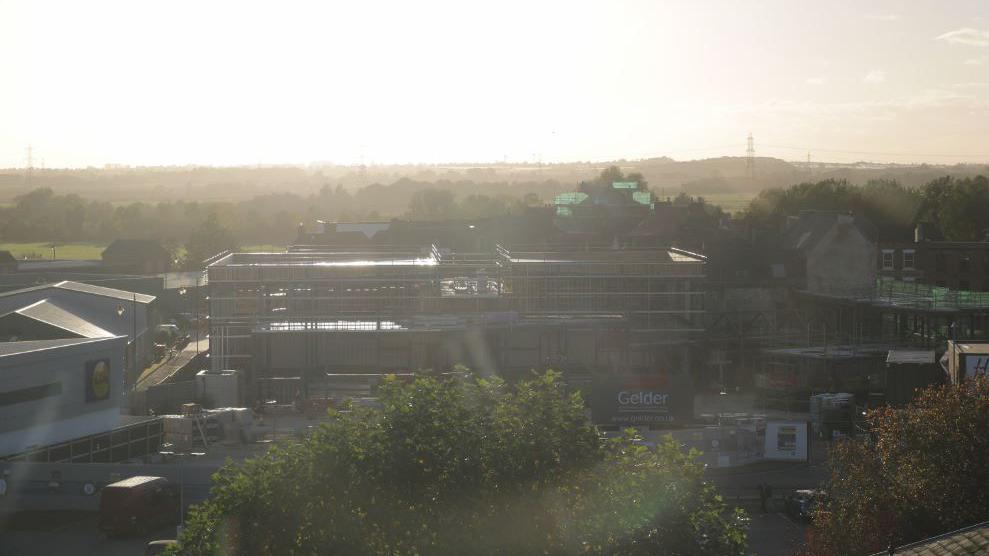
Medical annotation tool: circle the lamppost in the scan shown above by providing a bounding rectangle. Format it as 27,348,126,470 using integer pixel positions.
160,450,205,533
266,399,278,442
178,286,189,349
116,302,136,384
132,292,138,371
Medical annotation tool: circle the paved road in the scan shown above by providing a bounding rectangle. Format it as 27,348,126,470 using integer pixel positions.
136,337,209,391
706,460,824,556
0,511,176,556
748,512,807,556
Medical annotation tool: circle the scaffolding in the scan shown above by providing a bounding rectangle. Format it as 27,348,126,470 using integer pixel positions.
207,244,707,377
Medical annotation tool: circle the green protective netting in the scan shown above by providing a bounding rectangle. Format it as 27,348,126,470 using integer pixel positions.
876,278,989,309
612,181,639,189
632,191,652,206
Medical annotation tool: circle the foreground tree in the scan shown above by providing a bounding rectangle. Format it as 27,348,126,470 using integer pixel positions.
803,376,989,555
172,371,746,555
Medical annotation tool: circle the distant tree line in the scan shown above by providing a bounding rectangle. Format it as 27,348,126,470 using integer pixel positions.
745,175,989,241
0,180,561,265
1,173,986,268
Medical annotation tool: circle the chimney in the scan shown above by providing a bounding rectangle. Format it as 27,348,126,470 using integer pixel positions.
915,223,926,244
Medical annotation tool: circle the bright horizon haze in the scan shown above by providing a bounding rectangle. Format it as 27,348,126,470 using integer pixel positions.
1,0,988,168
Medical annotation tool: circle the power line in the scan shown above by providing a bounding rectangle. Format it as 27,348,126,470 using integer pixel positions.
642,142,989,162
761,144,989,160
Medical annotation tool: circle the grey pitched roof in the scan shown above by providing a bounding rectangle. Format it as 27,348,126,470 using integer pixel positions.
0,337,119,357
0,280,155,304
3,299,113,338
0,250,16,264
782,210,877,252
872,522,989,555
53,281,156,303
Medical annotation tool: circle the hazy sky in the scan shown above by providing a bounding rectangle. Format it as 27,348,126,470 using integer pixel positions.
1,0,988,167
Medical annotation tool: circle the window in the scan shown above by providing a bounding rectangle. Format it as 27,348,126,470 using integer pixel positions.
881,250,894,270
903,249,915,270
959,256,971,274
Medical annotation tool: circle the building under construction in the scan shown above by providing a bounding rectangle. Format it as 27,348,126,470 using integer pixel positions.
735,279,989,410
207,245,706,424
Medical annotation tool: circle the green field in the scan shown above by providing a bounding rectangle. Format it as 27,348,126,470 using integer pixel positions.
0,242,287,261
0,242,106,260
699,192,756,214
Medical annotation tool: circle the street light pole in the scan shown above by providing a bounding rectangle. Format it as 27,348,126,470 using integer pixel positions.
132,292,138,383
179,453,185,526
162,450,204,532
196,273,201,359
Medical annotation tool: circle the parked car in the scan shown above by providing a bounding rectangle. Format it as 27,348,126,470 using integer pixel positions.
99,476,179,537
784,489,824,522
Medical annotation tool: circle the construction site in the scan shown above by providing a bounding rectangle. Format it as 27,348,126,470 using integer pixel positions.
707,278,989,413
206,244,706,425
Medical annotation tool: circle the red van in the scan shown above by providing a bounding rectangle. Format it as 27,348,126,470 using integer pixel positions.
98,476,179,537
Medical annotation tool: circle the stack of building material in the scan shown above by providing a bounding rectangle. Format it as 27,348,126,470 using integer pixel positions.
163,407,253,449
162,414,200,450
205,408,252,444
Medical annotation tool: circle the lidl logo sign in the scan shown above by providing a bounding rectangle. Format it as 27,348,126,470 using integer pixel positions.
86,359,111,402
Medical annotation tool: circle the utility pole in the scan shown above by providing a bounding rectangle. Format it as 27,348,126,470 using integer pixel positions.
133,292,138,383
25,145,34,187
745,133,755,179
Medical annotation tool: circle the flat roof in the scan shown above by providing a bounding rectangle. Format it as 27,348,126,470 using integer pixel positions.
210,246,705,268
254,313,626,334
953,343,989,355
504,248,705,265
261,320,407,332
210,251,437,268
764,344,891,360
887,350,936,365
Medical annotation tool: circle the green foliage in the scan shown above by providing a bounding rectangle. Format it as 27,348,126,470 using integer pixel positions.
172,371,746,555
917,175,989,241
802,376,989,555
746,176,989,241
586,166,649,191
0,181,548,252
747,178,916,239
406,188,536,220
183,218,237,269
